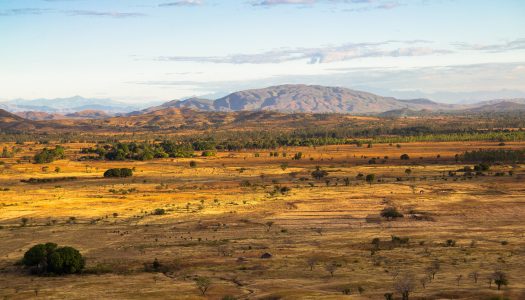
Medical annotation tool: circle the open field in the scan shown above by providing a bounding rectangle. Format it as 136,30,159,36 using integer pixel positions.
1,141,524,299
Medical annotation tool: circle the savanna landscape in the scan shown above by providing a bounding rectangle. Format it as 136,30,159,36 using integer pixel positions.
1,108,524,299
2,0,525,299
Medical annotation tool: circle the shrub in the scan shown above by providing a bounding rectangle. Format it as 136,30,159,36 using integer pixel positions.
34,146,65,164
201,150,216,157
381,207,403,220
365,174,375,185
311,167,328,180
189,161,197,168
400,154,410,160
22,243,84,275
153,208,166,215
103,168,133,178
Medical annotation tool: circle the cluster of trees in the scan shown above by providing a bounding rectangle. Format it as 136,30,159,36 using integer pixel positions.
22,243,84,275
103,168,133,178
1,146,21,158
33,146,65,164
460,149,525,163
81,141,199,161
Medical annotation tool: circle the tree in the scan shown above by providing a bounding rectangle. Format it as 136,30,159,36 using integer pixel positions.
394,273,416,300
265,221,274,232
34,146,65,164
325,261,340,277
189,161,197,168
380,207,403,220
195,276,211,295
456,274,462,286
103,168,133,178
307,255,319,271
48,247,85,274
400,154,410,160
405,168,412,175
365,174,375,185
492,271,508,290
311,166,328,180
22,243,84,275
468,271,479,283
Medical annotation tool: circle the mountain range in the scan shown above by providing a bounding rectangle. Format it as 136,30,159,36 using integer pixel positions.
0,96,154,114
2,85,525,122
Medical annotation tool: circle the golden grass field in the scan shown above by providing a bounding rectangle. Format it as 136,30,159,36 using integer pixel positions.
0,141,524,299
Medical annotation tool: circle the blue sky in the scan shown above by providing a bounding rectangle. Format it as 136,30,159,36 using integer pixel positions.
1,0,524,103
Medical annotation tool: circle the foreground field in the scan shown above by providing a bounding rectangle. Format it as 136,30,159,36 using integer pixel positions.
1,142,524,299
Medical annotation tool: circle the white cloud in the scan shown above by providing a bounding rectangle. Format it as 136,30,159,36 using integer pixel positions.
158,0,204,7
157,41,450,64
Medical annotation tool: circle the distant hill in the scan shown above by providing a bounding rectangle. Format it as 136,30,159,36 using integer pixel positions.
465,101,525,113
16,111,63,121
3,86,525,119
65,110,113,119
137,97,214,114
142,85,458,115
1,96,148,114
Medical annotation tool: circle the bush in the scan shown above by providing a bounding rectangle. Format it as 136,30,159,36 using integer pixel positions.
201,150,216,157
380,207,403,220
311,167,328,180
365,174,375,185
153,208,166,215
400,154,410,160
34,146,65,164
103,168,133,178
22,243,84,275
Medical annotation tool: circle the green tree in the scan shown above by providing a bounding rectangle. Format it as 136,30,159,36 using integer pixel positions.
365,174,375,185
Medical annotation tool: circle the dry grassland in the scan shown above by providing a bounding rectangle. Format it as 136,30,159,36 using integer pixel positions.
0,142,524,299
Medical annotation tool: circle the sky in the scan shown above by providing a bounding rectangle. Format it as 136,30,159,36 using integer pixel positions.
0,0,524,104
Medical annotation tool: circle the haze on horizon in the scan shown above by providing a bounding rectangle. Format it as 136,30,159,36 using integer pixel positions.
1,0,524,104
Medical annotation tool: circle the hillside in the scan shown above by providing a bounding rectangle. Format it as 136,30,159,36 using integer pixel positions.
212,84,443,113
466,101,525,113
143,85,457,114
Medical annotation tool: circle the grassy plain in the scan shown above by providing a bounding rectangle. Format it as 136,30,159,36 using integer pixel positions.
0,141,524,299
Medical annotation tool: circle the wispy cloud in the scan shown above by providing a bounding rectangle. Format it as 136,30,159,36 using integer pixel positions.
0,7,146,18
159,0,204,7
454,38,525,52
134,62,525,103
0,8,51,16
251,0,402,10
157,40,451,64
252,0,316,6
65,10,146,18
252,0,377,6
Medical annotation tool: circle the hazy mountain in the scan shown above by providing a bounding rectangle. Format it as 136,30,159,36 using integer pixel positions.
65,110,113,119
151,85,456,114
136,97,214,114
16,111,64,121
465,101,525,113
1,96,147,114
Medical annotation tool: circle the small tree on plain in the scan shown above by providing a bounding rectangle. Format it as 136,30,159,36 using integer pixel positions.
468,271,479,283
365,174,375,185
380,207,403,220
195,276,211,295
325,261,339,277
265,221,274,232
492,271,508,290
394,273,416,300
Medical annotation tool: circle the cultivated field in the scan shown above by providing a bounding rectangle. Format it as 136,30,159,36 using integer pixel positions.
0,142,524,299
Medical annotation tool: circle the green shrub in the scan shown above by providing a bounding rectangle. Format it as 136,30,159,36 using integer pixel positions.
34,146,65,164
381,207,403,220
103,168,133,178
22,243,84,275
